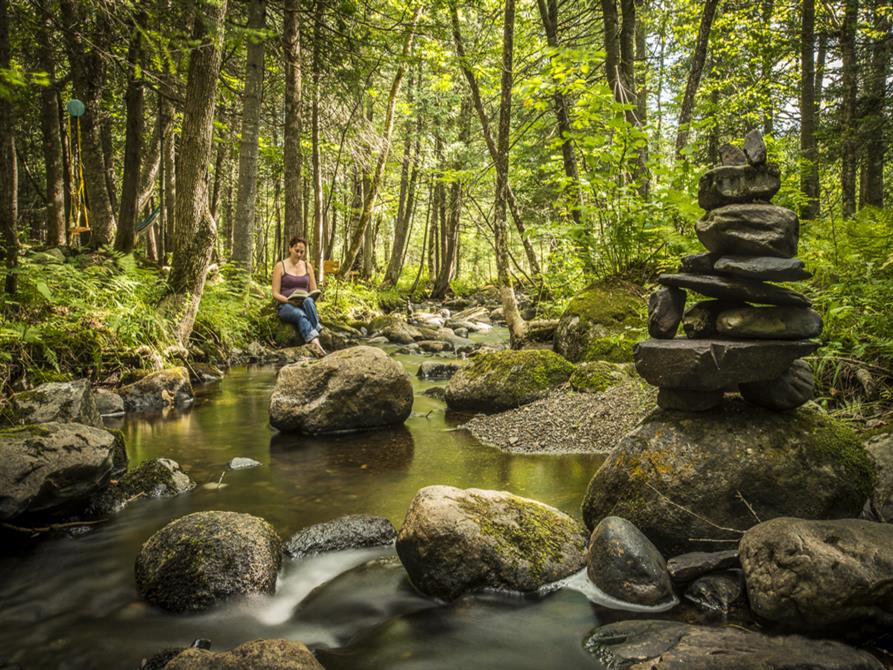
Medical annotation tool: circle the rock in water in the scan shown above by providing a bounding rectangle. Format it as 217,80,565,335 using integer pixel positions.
743,128,768,165
682,300,741,338
269,346,413,434
284,514,396,557
716,305,822,339
396,485,587,600
0,422,125,521
9,379,102,428
229,457,261,470
163,640,324,670
584,620,883,669
696,203,799,257
667,549,740,583
135,511,282,613
634,338,819,391
647,287,685,339
417,361,462,380
739,359,815,410
741,517,893,630
119,367,194,412
444,350,575,412
719,143,747,166
713,255,812,281
586,516,674,606
684,571,742,618
93,388,125,417
91,457,195,514
698,164,781,211
659,273,810,307
581,400,874,555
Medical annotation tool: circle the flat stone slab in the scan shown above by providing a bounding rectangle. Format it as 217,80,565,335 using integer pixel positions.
698,164,780,211
634,338,820,391
714,255,812,281
679,252,719,274
716,306,822,339
697,203,798,257
658,273,810,307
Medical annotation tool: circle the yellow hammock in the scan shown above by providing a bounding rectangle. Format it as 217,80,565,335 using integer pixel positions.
66,99,90,237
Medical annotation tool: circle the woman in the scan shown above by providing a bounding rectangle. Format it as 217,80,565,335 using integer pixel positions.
272,237,326,357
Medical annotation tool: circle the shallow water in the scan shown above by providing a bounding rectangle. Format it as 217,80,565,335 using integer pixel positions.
0,343,609,670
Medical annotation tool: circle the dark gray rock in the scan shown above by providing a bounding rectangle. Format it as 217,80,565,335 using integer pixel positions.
9,379,102,428
679,252,719,274
719,143,747,166
684,571,743,618
657,387,723,411
863,431,893,523
581,399,874,555
584,620,883,669
698,164,781,211
634,338,819,391
714,255,812,281
93,388,124,417
667,549,740,583
586,516,674,606
716,306,823,339
90,457,195,514
743,128,767,165
648,287,686,339
0,422,125,521
163,640,324,670
682,300,742,338
739,359,815,410
417,361,462,380
119,367,194,412
659,273,810,307
135,511,282,613
284,514,396,557
422,387,446,400
741,517,893,630
696,203,799,257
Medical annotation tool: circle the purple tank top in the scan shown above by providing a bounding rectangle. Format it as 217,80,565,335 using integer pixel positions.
280,262,310,297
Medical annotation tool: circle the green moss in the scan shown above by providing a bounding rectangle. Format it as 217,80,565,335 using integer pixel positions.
464,349,575,402
797,411,876,500
570,361,632,393
565,281,644,326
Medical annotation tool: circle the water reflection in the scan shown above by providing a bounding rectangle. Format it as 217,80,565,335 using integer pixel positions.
270,425,415,473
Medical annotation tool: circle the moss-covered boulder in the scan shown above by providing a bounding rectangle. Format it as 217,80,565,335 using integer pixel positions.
445,349,575,412
396,485,587,600
163,640,324,670
581,399,875,556
119,367,193,412
570,361,634,393
135,511,282,613
8,379,103,428
553,282,645,363
90,457,195,514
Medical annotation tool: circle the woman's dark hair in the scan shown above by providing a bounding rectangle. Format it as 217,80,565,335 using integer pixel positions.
288,236,308,249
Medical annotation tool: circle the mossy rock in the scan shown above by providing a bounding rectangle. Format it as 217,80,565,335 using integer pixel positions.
445,349,575,412
554,281,646,363
570,361,634,393
581,399,876,556
163,640,324,670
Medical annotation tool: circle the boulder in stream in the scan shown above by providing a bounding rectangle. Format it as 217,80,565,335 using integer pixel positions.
284,514,397,557
90,457,195,514
119,367,193,412
163,639,324,670
396,485,587,600
135,511,282,613
8,378,102,427
269,346,413,434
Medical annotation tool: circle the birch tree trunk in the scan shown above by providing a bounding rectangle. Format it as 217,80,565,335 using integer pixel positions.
839,0,858,218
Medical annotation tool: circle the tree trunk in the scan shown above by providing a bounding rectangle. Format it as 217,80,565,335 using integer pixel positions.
311,0,325,278
37,2,65,246
283,0,303,240
859,2,889,208
232,0,266,270
340,7,421,276
799,0,820,219
449,0,542,279
840,0,858,218
162,0,228,345
115,13,146,253
0,0,16,293
674,0,720,159
494,0,526,347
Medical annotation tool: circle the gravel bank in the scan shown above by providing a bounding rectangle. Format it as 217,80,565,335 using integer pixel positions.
463,380,656,454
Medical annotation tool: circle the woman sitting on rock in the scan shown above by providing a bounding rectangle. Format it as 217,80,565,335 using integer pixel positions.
272,236,326,357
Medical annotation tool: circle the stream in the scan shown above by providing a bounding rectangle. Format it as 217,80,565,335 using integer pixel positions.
0,339,610,670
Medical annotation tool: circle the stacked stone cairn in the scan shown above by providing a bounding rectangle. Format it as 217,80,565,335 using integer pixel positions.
635,130,822,412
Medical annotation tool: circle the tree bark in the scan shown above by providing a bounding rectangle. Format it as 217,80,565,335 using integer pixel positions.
839,0,858,218
311,0,325,278
494,0,526,347
449,1,542,279
340,7,421,276
163,1,228,345
115,13,146,253
0,0,16,293
37,2,65,246
859,1,889,208
232,0,266,270
799,0,820,219
283,0,304,240
674,0,720,159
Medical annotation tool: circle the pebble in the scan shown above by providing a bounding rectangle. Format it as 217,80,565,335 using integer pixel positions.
229,457,262,470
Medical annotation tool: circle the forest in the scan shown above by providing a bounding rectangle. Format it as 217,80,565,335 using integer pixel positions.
0,0,891,410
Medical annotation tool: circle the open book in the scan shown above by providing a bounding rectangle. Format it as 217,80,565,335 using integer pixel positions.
287,288,321,305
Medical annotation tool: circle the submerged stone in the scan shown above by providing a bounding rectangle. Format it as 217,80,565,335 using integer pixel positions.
714,254,812,281
659,273,810,307
698,164,780,211
417,361,462,380
696,203,799,257
284,514,396,557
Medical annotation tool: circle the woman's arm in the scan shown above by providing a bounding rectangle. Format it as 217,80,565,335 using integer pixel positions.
271,262,288,303
307,262,318,291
